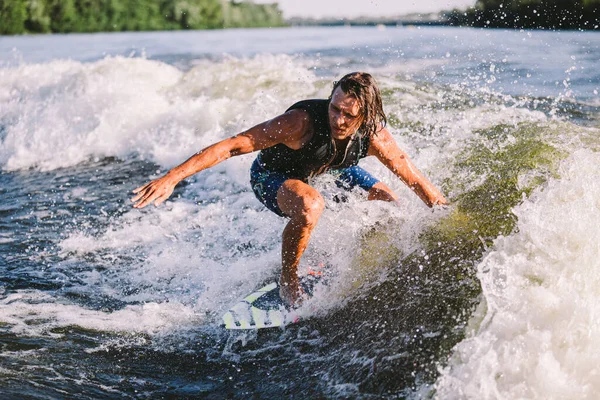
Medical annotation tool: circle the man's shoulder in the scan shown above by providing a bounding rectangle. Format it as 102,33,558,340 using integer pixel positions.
286,99,329,113
273,106,317,149
280,108,310,126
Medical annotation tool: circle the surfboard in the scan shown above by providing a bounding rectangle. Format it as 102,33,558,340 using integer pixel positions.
222,273,322,330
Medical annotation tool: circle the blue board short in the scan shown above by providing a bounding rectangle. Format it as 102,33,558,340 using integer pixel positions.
250,157,380,217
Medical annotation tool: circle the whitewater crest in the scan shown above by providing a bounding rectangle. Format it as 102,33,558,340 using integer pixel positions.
0,54,318,171
435,149,600,399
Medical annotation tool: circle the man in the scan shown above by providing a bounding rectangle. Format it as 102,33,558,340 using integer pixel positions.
131,72,447,305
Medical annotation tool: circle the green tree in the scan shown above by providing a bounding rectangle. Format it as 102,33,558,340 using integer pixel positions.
0,0,27,34
166,0,224,29
105,0,126,31
456,0,598,29
72,0,103,32
224,1,284,28
119,0,161,31
1,0,286,35
24,0,51,33
48,0,78,33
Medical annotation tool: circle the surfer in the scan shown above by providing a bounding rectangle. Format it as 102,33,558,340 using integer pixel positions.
131,72,447,306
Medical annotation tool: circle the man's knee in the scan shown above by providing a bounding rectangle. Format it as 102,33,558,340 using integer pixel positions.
368,182,397,202
279,183,324,225
295,190,324,226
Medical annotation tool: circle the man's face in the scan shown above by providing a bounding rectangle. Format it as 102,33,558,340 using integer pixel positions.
328,87,363,140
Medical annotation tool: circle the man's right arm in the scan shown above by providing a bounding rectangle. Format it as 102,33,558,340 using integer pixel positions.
368,127,448,208
131,110,310,209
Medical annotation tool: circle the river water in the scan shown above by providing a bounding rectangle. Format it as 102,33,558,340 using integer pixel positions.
1,26,599,398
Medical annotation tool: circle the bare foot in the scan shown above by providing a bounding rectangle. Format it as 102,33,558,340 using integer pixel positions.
279,282,306,308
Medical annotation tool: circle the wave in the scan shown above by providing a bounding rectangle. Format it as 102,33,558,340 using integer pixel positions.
435,149,600,399
0,54,317,171
2,49,599,397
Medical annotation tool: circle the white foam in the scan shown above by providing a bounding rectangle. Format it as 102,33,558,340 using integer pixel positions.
0,53,561,340
0,290,198,336
435,149,600,399
0,54,317,171
62,200,285,308
5,164,444,337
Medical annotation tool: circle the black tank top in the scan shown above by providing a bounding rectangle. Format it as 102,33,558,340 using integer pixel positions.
257,99,369,180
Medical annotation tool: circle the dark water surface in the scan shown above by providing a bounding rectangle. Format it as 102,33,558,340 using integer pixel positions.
1,27,599,398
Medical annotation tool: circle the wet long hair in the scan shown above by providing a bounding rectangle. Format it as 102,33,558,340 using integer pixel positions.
329,72,387,139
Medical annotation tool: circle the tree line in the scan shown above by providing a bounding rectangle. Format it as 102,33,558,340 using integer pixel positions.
0,0,285,35
445,0,600,30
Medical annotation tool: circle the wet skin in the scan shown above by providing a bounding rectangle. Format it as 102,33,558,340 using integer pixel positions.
131,86,447,306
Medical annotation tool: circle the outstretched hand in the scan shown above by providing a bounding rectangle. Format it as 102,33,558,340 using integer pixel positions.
432,195,449,207
131,175,177,209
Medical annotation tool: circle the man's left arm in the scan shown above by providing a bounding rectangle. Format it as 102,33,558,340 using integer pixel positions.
368,127,448,208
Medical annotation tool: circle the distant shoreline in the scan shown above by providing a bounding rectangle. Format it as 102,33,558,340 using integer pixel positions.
285,13,445,28
287,14,599,31
2,1,598,36
287,1,599,32
0,0,285,36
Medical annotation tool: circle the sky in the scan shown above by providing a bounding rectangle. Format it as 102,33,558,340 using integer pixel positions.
258,0,477,19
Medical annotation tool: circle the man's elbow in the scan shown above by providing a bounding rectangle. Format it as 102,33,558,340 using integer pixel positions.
229,141,256,157
224,136,254,158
